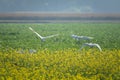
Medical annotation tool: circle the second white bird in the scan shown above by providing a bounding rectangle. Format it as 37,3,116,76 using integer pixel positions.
80,43,102,52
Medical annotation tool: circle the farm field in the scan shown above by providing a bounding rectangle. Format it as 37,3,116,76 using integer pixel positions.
0,23,120,80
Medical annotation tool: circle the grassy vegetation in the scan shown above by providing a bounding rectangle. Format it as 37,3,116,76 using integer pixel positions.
0,23,120,50
0,23,120,80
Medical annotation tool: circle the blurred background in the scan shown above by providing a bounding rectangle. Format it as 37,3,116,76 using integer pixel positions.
0,0,120,13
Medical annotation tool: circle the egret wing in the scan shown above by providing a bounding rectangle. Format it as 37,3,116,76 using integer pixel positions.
95,44,102,52
29,27,34,32
45,34,59,39
83,36,93,39
87,36,94,39
29,27,43,39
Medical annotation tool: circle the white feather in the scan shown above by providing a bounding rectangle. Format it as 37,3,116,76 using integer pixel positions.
72,34,93,40
29,27,59,41
80,43,102,52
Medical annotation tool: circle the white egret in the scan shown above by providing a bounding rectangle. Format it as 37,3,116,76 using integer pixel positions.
71,34,93,40
29,49,37,54
80,43,102,52
29,27,59,41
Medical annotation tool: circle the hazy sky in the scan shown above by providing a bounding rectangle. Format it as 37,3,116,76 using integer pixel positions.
0,0,120,13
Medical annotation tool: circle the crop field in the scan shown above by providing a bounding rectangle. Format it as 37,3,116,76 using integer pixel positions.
0,23,120,80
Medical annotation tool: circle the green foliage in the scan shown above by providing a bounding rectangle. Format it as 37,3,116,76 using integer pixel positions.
0,23,120,50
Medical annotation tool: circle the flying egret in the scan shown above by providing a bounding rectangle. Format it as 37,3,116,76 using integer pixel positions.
80,43,102,52
71,34,93,40
29,27,59,41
